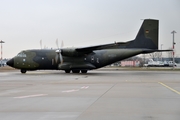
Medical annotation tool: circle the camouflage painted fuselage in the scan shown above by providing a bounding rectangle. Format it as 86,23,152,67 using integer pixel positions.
12,49,143,71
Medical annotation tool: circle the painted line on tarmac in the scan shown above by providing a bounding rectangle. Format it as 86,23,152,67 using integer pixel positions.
14,94,48,99
62,89,79,93
62,86,89,93
158,82,180,95
81,86,89,89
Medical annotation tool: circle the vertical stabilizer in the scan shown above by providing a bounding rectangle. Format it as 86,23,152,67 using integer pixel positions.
127,19,159,49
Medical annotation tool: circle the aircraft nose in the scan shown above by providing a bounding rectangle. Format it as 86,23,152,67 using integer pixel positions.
6,58,14,67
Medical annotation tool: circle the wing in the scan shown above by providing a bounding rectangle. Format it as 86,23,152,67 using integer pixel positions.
75,41,128,54
75,40,172,54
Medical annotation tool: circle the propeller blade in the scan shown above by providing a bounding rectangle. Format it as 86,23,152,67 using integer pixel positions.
55,40,63,64
55,54,58,63
59,53,63,64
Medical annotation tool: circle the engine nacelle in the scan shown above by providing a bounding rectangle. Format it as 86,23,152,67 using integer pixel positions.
61,48,84,57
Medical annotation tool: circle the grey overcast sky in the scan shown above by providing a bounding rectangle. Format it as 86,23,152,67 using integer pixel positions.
0,0,180,58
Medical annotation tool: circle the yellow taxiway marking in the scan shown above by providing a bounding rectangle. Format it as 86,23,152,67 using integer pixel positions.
158,82,180,95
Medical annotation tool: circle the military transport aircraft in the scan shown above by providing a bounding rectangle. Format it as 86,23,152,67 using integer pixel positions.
7,19,170,73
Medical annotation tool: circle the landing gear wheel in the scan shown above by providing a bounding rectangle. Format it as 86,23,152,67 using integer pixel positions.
65,70,71,73
72,70,80,73
81,70,87,73
21,69,27,74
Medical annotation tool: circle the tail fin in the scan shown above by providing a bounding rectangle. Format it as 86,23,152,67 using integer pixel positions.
75,19,159,53
127,19,159,49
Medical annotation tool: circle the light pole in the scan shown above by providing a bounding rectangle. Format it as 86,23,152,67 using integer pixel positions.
171,31,176,70
0,40,5,67
161,44,163,61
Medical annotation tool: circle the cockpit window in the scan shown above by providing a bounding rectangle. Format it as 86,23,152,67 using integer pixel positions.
17,51,27,57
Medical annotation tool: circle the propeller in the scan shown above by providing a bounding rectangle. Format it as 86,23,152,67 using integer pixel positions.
55,39,63,64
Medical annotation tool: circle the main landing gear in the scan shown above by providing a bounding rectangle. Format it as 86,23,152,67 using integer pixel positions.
20,69,87,74
65,70,88,73
21,69,27,74
81,70,87,73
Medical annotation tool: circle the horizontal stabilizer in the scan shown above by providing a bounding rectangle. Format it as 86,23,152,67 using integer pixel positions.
141,49,172,54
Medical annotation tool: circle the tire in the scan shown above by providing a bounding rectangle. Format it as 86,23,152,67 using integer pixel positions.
81,70,87,73
72,70,80,73
21,69,26,74
65,70,71,73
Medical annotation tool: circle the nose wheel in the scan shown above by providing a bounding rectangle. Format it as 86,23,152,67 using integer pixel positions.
21,69,27,73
